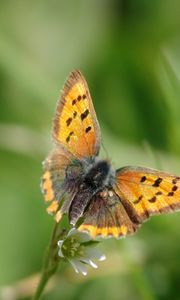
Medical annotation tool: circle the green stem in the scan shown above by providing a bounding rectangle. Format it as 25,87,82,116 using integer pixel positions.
32,222,60,300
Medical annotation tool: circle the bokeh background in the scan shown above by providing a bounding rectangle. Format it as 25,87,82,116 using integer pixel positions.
1,1,180,299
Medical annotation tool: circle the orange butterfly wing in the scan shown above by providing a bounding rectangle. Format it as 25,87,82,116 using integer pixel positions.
42,70,101,220
53,70,100,158
114,166,180,223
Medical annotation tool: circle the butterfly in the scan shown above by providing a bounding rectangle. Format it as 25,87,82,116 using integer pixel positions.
41,70,180,239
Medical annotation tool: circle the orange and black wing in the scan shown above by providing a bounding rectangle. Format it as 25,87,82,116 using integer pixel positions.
114,166,180,224
53,70,100,158
78,167,180,239
42,70,101,220
78,189,139,239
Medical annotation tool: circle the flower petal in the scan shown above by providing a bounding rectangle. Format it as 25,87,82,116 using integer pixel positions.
89,260,98,268
67,228,92,243
78,257,97,268
57,240,65,258
57,240,63,247
58,248,64,258
84,247,106,261
99,254,106,261
69,259,88,276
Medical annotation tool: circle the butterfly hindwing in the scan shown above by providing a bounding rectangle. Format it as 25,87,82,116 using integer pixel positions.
78,189,138,239
114,166,180,223
41,146,72,221
53,70,100,158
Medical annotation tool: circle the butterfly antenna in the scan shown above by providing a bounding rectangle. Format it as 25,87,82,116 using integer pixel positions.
101,138,110,160
142,140,163,170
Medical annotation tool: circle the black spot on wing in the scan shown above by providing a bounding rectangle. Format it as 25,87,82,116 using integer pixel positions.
172,185,178,192
140,176,146,183
66,131,74,143
66,117,72,126
152,177,162,187
85,126,92,133
148,196,157,203
172,177,180,185
73,111,77,118
81,109,89,121
72,99,76,105
133,195,143,205
69,131,74,136
168,192,174,197
156,191,162,196
66,136,70,143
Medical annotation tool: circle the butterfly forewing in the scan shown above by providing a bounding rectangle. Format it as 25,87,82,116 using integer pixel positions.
114,166,180,223
53,70,100,158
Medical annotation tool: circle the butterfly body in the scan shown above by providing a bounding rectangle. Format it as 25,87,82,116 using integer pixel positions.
42,70,180,239
52,156,115,225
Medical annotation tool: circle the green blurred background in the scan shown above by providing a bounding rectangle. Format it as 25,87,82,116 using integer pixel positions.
1,1,180,299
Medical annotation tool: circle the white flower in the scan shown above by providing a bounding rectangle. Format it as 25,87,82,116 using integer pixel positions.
57,228,106,276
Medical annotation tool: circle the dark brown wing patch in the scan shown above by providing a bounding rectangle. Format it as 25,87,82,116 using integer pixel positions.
78,189,138,239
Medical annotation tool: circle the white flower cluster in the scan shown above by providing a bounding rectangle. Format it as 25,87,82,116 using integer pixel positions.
58,229,106,276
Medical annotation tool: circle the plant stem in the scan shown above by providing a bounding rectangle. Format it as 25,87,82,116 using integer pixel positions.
32,222,60,300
